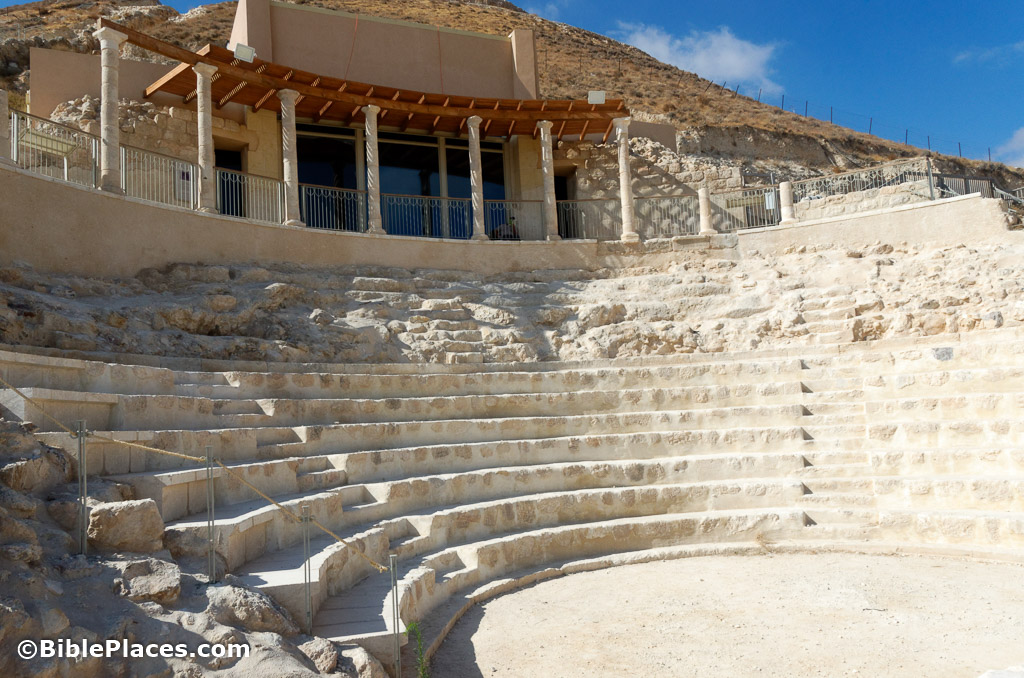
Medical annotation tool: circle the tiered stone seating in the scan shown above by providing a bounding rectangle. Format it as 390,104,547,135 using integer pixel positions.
5,324,1024,671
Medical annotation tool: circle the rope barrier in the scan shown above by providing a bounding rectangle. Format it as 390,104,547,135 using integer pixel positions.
0,372,388,574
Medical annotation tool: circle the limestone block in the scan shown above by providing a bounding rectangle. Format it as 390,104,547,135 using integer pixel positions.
113,557,181,604
88,498,164,553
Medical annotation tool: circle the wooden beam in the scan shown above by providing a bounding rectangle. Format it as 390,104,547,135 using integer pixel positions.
217,64,266,109
556,120,567,140
315,82,348,121
602,120,614,143
506,120,516,140
253,70,292,112
578,120,590,141
294,76,320,106
116,19,624,123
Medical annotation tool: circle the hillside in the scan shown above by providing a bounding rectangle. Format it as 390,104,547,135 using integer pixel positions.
1,0,1022,186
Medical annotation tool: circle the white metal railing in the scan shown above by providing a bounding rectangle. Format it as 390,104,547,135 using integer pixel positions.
121,145,198,210
381,194,472,239
711,186,782,232
556,199,620,240
634,195,700,239
1014,187,1024,200
483,200,545,241
301,184,367,232
792,158,930,203
216,168,285,224
10,110,99,188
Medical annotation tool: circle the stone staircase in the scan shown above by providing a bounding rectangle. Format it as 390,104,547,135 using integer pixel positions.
6,326,1024,673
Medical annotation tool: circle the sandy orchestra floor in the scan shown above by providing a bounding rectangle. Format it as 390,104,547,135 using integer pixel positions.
430,552,1024,678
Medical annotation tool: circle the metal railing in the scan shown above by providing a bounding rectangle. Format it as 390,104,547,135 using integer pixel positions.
792,158,929,203
216,168,285,224
10,110,99,188
1014,188,1024,200
634,195,700,238
381,194,472,239
712,186,782,232
931,174,994,199
121,145,198,210
556,199,620,240
483,200,545,241
301,184,367,232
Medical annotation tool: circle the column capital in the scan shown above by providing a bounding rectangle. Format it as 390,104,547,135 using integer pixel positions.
612,116,631,133
192,62,219,79
277,89,300,106
362,104,381,118
93,26,128,46
536,120,553,132
466,115,483,129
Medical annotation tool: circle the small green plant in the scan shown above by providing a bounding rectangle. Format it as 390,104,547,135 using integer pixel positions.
406,621,430,678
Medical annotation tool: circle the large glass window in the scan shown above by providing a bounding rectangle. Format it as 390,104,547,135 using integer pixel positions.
297,134,358,190
294,126,507,239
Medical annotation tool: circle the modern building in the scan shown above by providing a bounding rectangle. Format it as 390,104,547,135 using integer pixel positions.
19,0,684,242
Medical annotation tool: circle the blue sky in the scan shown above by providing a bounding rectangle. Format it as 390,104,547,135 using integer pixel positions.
5,0,1022,167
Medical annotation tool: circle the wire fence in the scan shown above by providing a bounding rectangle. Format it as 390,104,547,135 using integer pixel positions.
634,195,700,238
711,186,782,232
301,184,367,232
121,145,198,210
483,199,546,241
791,158,930,203
10,110,99,188
216,168,285,223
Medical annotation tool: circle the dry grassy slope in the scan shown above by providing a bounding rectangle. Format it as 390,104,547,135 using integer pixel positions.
2,0,1022,185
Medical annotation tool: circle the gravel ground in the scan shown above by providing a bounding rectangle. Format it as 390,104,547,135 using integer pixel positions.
430,552,1024,678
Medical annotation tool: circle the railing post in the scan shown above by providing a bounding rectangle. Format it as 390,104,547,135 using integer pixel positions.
698,186,715,235
0,90,12,166
301,504,313,634
390,553,402,678
11,111,21,166
76,420,89,556
206,445,217,583
779,181,796,225
93,24,127,194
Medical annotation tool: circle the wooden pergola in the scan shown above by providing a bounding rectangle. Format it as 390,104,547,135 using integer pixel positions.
99,19,628,141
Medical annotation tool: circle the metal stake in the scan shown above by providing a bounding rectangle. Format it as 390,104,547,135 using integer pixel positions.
390,553,402,678
77,420,88,556
206,445,216,583
302,504,313,635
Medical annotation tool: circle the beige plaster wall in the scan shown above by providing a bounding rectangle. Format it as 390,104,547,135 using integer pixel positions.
738,194,1011,254
511,136,544,202
0,164,602,278
264,2,515,99
29,48,248,124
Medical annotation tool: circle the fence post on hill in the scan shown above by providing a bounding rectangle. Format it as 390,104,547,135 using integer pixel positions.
206,445,217,583
927,158,936,200
76,420,89,555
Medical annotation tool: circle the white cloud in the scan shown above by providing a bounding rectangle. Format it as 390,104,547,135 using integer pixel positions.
996,127,1024,169
954,41,1024,65
615,23,782,95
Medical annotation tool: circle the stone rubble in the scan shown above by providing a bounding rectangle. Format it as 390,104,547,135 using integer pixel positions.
0,419,387,677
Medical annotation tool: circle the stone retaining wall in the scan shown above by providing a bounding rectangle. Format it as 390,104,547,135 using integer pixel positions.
793,180,932,221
